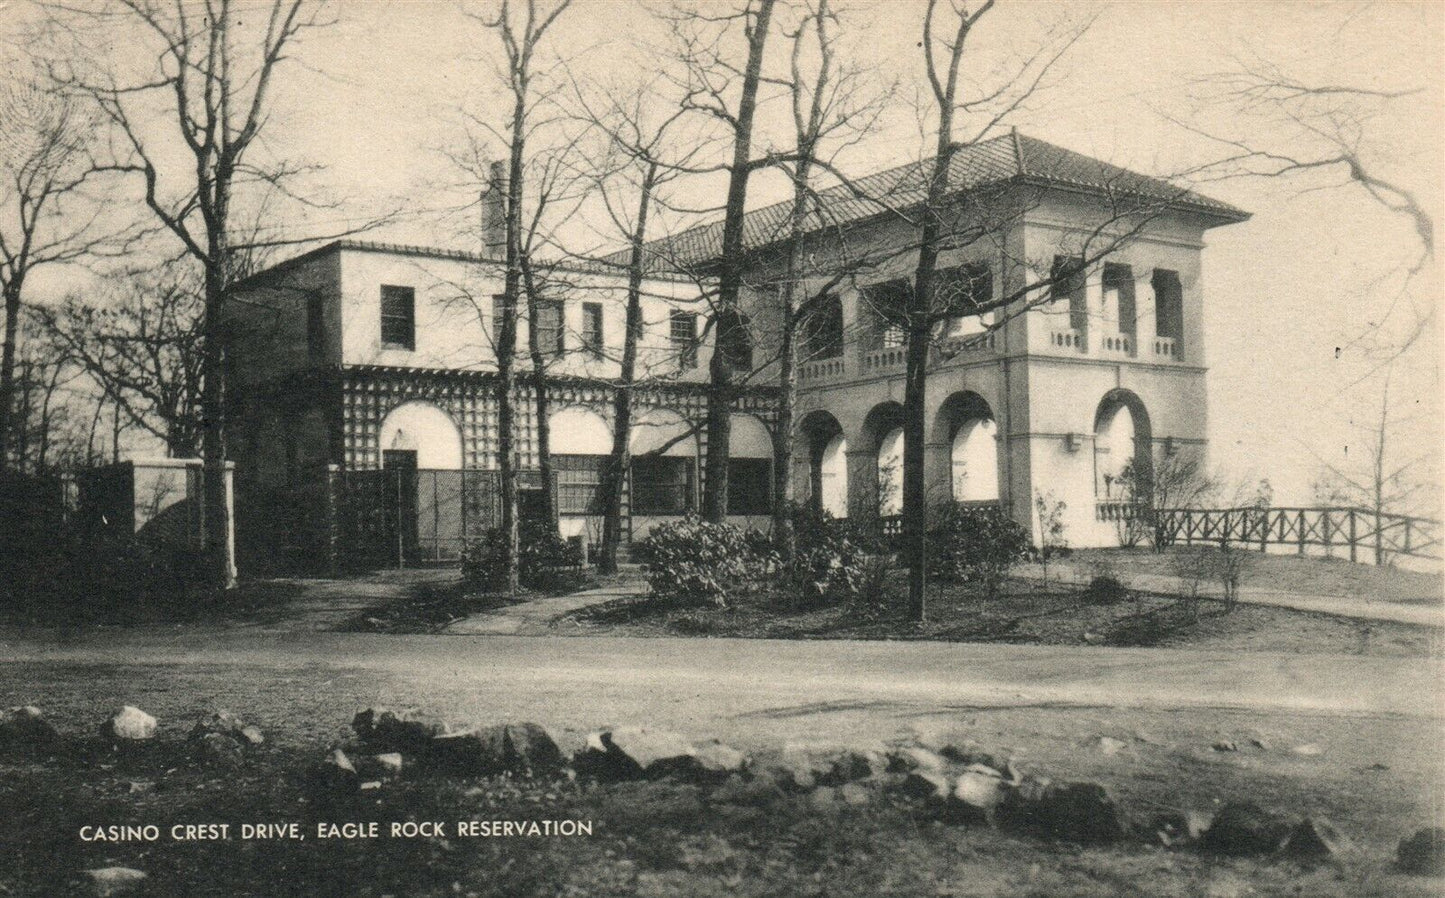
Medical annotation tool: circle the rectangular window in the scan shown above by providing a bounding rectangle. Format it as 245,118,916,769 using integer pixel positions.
535,299,565,357
936,262,992,315
670,310,698,371
553,454,606,514
1103,263,1135,335
631,455,694,514
863,279,910,349
582,302,604,358
380,285,415,350
306,291,325,361
1153,268,1184,347
802,292,844,360
1050,256,1087,331
726,457,772,515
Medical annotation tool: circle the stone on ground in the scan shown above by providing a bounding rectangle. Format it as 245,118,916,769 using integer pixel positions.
0,705,61,750
1095,736,1126,756
896,770,952,801
193,732,244,768
952,764,1008,821
429,725,510,775
310,748,360,794
887,745,948,774
1280,817,1345,861
1000,779,1127,843
1199,802,1291,856
573,727,695,781
352,708,452,752
355,752,404,779
501,722,565,775
1397,827,1445,876
100,706,156,742
668,739,747,784
776,741,887,790
83,867,146,896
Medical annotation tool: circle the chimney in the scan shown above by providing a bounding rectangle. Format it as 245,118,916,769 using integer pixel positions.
481,160,508,259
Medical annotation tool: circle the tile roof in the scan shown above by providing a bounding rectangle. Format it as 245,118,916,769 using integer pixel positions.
613,131,1248,273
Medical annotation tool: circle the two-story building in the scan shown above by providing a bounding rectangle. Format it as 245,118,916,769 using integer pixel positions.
227,131,1245,570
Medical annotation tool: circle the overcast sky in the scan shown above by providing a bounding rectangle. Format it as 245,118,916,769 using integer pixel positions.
7,0,1441,510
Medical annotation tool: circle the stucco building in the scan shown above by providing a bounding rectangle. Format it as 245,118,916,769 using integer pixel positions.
227,132,1246,568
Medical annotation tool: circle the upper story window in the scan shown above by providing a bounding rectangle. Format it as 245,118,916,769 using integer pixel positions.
801,291,844,360
380,285,415,350
716,310,753,371
1103,263,1136,336
1152,269,1184,351
936,262,992,317
862,279,910,349
306,291,325,362
535,298,565,358
1050,256,1088,332
670,310,698,371
582,302,604,358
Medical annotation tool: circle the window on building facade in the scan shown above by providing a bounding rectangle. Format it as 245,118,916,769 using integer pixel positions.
670,310,698,371
716,310,753,371
553,454,607,514
380,285,415,350
535,298,565,357
1050,256,1088,332
1103,263,1136,336
801,292,844,360
306,291,325,361
936,262,992,317
1153,269,1183,346
863,279,910,348
726,457,772,515
631,455,694,514
581,302,604,358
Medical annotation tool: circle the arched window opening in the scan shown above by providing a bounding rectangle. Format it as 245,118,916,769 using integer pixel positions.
878,426,904,517
951,417,999,502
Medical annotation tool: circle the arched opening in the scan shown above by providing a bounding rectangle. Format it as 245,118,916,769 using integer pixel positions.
378,401,462,470
861,402,906,518
1094,389,1153,503
935,391,999,503
727,413,773,516
549,407,612,520
630,407,697,516
799,410,847,517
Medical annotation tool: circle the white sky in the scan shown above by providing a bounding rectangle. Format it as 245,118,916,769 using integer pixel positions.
5,0,1441,510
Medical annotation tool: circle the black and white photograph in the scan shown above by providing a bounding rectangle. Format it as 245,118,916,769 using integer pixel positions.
0,0,1440,895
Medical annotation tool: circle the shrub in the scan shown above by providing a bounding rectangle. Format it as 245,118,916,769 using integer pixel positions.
927,503,1031,598
779,504,886,605
1081,575,1129,605
461,519,585,593
633,516,768,607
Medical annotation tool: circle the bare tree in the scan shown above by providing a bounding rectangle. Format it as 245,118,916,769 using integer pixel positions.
35,266,204,458
48,0,354,588
0,69,115,471
1119,451,1217,551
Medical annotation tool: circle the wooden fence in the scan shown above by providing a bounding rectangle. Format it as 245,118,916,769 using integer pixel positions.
1157,506,1441,564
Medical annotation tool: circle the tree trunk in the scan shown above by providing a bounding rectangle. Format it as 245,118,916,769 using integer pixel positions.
495,89,528,594
201,260,235,588
701,0,775,523
599,163,655,574
522,258,556,530
0,282,22,472
771,154,813,557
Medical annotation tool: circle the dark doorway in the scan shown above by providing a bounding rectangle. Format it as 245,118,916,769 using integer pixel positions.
382,450,419,564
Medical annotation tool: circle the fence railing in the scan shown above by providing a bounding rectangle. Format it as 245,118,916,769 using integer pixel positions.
1157,506,1441,564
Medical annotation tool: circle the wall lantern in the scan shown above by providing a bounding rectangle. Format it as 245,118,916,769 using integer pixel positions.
1064,432,1083,452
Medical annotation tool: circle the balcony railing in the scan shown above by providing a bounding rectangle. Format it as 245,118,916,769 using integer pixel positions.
863,345,907,372
1099,334,1133,356
1051,329,1085,351
936,331,997,360
1153,336,1178,359
799,356,846,381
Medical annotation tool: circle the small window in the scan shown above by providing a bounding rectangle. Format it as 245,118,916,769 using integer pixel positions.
553,454,607,514
936,262,992,316
535,299,565,357
631,455,694,514
1104,263,1135,335
1153,269,1183,345
1051,256,1087,331
582,302,604,358
726,457,772,515
670,310,698,371
716,310,753,371
306,291,325,361
380,285,415,350
863,279,910,349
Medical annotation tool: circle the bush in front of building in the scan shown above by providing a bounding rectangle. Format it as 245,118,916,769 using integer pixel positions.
781,503,886,605
461,519,585,594
926,503,1032,599
633,516,771,608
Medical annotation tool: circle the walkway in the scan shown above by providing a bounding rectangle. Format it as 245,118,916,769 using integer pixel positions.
444,577,647,635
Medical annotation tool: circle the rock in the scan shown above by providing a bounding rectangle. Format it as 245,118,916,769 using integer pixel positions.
193,732,244,768
1280,817,1344,861
809,786,839,810
100,706,156,742
352,708,453,752
1096,736,1127,756
83,866,147,897
776,741,887,789
501,722,566,776
1290,743,1324,757
1248,737,1269,751
310,748,359,794
952,765,1008,821
888,746,948,773
1000,779,1127,844
839,782,872,806
355,752,404,779
573,727,695,781
897,770,952,801
430,726,509,775
0,705,61,750
1397,827,1445,876
1199,802,1290,856
668,740,747,785
1212,740,1238,752
238,725,265,746
934,739,1008,772
1151,810,1213,848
